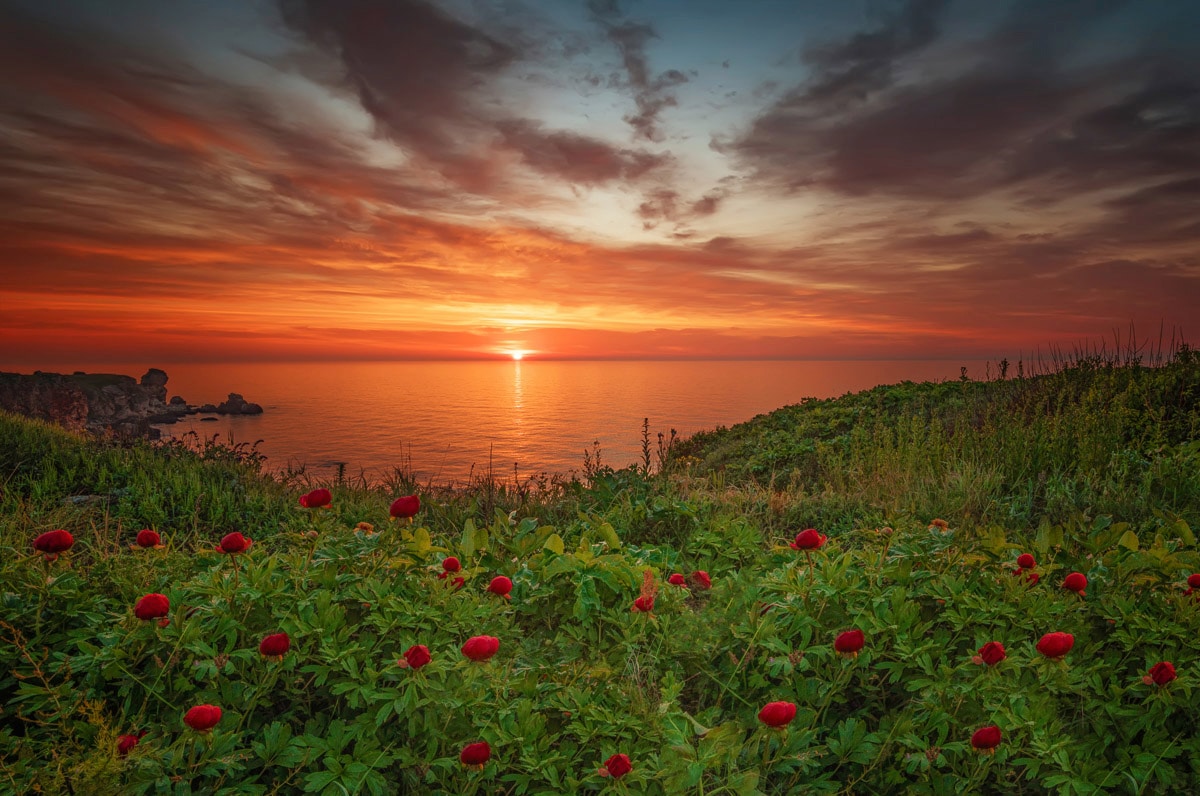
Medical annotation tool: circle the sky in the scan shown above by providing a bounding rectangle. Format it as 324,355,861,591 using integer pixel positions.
1,0,1197,363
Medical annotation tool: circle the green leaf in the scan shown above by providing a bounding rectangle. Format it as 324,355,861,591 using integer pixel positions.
1118,530,1140,552
461,519,477,558
543,533,565,556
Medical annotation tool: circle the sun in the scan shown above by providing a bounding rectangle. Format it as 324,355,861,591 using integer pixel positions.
511,351,524,361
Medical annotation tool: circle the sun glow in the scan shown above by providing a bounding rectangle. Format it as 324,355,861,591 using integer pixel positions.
510,351,525,361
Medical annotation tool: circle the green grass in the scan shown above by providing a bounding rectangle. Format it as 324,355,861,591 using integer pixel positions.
2,350,1199,795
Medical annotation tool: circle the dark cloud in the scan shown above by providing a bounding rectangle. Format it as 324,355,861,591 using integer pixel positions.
587,0,688,141
496,119,669,184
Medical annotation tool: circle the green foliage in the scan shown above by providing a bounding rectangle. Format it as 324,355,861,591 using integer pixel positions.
2,354,1200,794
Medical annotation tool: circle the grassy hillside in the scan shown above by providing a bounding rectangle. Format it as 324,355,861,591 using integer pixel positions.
2,353,1199,795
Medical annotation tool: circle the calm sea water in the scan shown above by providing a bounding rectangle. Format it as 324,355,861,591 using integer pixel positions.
11,360,987,483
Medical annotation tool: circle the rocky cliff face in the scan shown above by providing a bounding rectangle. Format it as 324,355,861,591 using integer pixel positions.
1,368,177,438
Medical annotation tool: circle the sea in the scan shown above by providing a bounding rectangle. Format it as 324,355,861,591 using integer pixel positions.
8,360,988,484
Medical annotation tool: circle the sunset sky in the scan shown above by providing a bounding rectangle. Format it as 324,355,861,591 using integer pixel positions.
1,0,1197,363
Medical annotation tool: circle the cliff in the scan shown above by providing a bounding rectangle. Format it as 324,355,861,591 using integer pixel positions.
0,368,262,439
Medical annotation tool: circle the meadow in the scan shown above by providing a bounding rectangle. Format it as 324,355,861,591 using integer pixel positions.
2,348,1200,795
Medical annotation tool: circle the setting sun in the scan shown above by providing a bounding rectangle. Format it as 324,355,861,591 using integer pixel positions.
511,351,525,361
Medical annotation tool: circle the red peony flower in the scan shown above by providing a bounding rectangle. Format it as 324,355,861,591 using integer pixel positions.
443,556,462,573
602,753,632,779
667,573,687,587
460,741,491,767
116,730,147,756
1144,661,1176,686
790,528,827,550
462,635,500,662
834,629,865,657
970,725,1002,753
1036,632,1074,660
486,576,512,599
134,593,169,621
1062,572,1087,596
977,641,1006,666
691,570,712,590
757,701,797,728
183,704,222,732
216,532,251,554
33,529,74,559
451,576,465,590
1016,553,1036,569
401,644,431,670
631,595,655,613
259,632,290,658
299,488,332,509
389,495,420,520
1025,572,1040,585
1185,573,1200,595
134,529,162,548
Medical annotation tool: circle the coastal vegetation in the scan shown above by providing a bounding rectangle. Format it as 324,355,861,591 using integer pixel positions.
2,347,1199,794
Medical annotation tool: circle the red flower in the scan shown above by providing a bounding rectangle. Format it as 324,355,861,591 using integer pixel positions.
834,629,865,657
460,741,491,767
1189,574,1200,588
976,641,1006,666
183,704,222,732
116,730,146,756
259,632,290,658
970,725,1002,753
462,635,500,662
631,595,655,613
33,529,74,559
1025,572,1040,585
486,576,512,599
216,532,251,554
667,573,687,587
757,701,797,728
389,495,420,520
1145,661,1176,686
134,593,169,621
601,753,632,779
1036,632,1074,660
442,556,462,573
1062,572,1087,596
134,529,163,548
401,644,431,670
790,528,827,550
691,570,712,590
1016,553,1036,569
299,488,332,509
451,576,465,590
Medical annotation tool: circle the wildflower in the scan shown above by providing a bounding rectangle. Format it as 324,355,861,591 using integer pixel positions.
400,644,431,670
1016,553,1036,569
389,495,420,521
486,576,512,600
117,730,146,756
667,573,687,587
450,576,465,591
462,635,500,662
33,529,74,560
134,593,169,621
134,529,163,549
929,518,949,531
600,753,632,779
970,725,1002,754
631,595,655,613
439,557,461,579
258,633,290,659
354,522,374,533
691,570,712,590
757,701,797,728
460,741,491,768
183,704,222,733
1025,572,1040,585
1062,572,1087,596
790,528,827,550
1036,632,1074,660
299,488,332,509
834,629,865,658
975,641,1006,667
216,532,252,554
1184,573,1200,596
1144,661,1176,686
